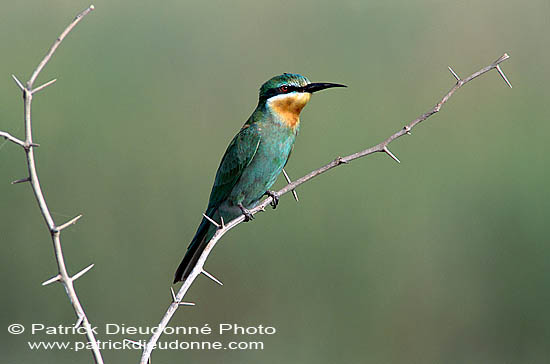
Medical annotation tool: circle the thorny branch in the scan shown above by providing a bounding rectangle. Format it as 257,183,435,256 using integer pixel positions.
139,54,512,363
1,5,102,364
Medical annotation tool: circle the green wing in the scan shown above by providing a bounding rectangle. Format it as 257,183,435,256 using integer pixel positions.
207,124,261,210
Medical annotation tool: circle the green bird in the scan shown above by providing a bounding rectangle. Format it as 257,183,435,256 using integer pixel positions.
174,73,345,283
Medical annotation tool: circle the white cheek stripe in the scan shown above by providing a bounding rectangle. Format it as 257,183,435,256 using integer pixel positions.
267,92,309,105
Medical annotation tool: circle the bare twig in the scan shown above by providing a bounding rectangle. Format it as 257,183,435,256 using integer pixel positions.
1,5,101,364
0,131,26,147
27,6,95,87
139,54,512,364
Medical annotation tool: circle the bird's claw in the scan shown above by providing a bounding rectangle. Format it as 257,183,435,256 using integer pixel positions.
264,190,279,209
238,203,254,222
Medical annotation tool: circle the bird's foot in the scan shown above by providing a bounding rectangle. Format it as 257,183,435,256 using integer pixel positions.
238,203,254,222
264,190,279,209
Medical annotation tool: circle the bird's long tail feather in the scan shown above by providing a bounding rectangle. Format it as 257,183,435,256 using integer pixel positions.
173,213,216,283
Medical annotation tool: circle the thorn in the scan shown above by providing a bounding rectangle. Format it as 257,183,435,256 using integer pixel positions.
29,142,40,147
202,213,220,228
74,315,84,328
71,263,94,281
124,338,145,349
282,169,299,202
42,274,61,286
55,214,83,232
11,74,25,91
403,125,412,136
448,66,460,81
496,65,512,88
335,156,349,165
11,177,30,185
32,78,57,94
202,269,223,286
170,287,195,306
220,216,225,229
383,146,401,164
178,301,196,306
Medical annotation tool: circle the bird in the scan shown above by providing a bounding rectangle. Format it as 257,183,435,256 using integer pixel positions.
174,73,346,283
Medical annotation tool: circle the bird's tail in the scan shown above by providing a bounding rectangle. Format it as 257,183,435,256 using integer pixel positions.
173,211,217,283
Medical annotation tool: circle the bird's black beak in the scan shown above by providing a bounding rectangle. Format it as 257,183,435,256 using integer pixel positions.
304,82,347,93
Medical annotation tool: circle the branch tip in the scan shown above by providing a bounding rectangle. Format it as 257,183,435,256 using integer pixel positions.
42,274,61,286
384,147,401,164
202,270,223,286
71,263,94,281
497,53,510,64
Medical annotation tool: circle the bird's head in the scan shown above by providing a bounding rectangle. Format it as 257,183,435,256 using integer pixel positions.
258,73,346,129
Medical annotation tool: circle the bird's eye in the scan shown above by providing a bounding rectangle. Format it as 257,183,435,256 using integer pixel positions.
280,85,289,92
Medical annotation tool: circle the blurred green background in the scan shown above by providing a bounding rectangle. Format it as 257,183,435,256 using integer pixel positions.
1,0,549,363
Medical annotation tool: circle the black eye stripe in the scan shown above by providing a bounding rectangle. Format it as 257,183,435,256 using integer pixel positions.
263,85,306,100
284,85,305,93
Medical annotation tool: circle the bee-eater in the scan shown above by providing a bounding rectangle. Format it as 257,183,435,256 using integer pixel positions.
174,73,345,283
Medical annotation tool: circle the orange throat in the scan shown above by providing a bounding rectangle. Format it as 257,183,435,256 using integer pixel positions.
268,93,311,130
